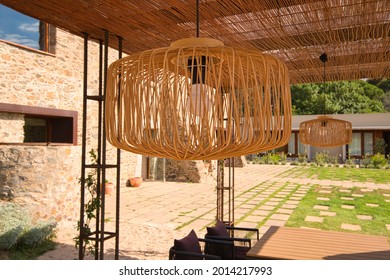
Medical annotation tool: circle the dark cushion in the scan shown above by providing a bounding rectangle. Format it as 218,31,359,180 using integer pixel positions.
206,220,229,237
173,230,202,259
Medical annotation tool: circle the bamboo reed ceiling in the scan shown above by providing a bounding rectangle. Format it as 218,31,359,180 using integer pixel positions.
1,0,389,84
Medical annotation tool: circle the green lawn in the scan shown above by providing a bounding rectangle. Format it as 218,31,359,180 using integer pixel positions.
286,185,390,240
278,166,390,184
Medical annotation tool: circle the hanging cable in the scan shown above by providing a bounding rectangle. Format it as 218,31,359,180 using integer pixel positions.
196,0,200,37
320,53,328,116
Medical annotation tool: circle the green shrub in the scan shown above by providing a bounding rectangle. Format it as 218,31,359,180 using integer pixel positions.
371,153,388,169
374,138,387,155
314,151,337,165
361,155,372,168
0,203,56,251
0,227,24,250
297,154,307,163
344,157,356,167
264,153,281,164
17,221,57,248
0,204,31,250
252,156,264,164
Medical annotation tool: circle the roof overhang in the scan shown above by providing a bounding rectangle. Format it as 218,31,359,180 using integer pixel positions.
1,0,389,84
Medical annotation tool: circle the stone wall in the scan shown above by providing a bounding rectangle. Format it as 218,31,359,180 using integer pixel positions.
0,29,137,227
0,145,80,225
0,113,24,143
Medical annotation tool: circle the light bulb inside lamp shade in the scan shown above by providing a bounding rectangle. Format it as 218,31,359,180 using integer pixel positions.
105,37,292,160
190,84,212,117
299,116,352,147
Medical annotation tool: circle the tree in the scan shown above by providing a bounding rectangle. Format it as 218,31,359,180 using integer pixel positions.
291,80,386,115
367,78,390,111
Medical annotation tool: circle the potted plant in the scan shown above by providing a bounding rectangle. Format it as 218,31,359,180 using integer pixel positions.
101,179,115,195
129,154,143,187
129,176,142,187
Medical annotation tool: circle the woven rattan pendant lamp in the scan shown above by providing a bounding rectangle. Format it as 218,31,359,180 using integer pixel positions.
105,1,292,160
299,53,352,147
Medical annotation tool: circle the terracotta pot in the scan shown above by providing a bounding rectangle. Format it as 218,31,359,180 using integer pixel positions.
101,182,115,195
130,177,142,187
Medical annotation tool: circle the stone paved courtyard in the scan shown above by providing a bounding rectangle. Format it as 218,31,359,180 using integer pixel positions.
106,164,390,237
39,164,390,260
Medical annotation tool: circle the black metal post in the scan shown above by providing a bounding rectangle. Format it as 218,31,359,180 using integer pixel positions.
79,32,89,260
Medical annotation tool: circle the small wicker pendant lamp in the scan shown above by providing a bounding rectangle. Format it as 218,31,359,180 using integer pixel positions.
105,1,292,160
299,53,352,147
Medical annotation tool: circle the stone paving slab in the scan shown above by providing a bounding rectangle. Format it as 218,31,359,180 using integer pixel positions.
341,205,355,209
265,220,287,226
357,215,373,220
319,190,332,194
245,215,266,223
320,211,336,217
289,196,303,201
305,216,324,223
263,201,279,206
282,204,298,209
339,189,351,193
300,227,321,230
286,200,300,205
239,203,256,209
314,205,330,210
366,203,379,207
270,214,290,221
341,223,361,231
277,209,294,214
317,197,330,201
269,198,283,202
251,209,271,216
258,205,276,211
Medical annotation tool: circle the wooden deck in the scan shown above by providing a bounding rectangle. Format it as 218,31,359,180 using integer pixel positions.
247,226,390,260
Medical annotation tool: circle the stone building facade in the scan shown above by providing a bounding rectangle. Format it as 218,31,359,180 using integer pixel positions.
0,28,139,227
0,26,215,227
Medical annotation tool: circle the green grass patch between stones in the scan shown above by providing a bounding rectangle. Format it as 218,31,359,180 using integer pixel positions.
286,185,390,240
279,166,390,184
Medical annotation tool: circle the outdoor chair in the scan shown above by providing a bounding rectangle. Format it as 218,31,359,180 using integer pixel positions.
204,220,259,260
169,229,233,260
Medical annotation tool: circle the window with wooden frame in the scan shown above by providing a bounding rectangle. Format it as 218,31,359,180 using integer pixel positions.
0,4,56,54
287,132,306,156
0,103,77,145
348,131,374,157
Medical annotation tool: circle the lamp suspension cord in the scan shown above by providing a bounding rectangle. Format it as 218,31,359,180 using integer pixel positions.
320,53,328,116
196,0,200,37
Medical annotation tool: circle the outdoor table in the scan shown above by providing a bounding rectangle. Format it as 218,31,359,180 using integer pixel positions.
246,226,390,260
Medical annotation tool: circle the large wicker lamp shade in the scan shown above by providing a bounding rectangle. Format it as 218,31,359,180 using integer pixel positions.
299,54,352,147
105,37,292,160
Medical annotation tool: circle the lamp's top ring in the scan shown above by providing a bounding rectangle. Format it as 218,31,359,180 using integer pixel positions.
170,37,224,48
317,115,333,120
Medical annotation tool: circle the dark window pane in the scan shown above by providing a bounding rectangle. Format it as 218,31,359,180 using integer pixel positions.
24,118,47,142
